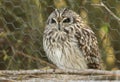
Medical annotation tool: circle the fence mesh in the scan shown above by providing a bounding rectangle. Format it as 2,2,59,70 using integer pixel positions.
0,0,120,70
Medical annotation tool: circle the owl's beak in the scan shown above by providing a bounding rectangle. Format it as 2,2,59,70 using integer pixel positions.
57,17,62,30
58,23,61,30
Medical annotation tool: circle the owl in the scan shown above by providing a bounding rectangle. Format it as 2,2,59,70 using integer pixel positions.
43,8,102,70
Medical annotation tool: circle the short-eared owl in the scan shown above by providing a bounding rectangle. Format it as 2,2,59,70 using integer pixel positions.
43,8,102,70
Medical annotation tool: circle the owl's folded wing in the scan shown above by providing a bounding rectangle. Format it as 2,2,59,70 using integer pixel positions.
75,27,103,69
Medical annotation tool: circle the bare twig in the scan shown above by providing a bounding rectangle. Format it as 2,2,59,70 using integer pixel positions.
91,2,120,22
16,51,57,69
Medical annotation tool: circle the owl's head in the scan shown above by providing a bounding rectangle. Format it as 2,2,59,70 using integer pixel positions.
46,8,82,31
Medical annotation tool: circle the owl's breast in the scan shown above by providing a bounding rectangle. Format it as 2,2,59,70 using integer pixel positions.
43,32,88,70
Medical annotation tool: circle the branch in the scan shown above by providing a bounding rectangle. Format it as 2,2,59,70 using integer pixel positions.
0,69,120,76
16,51,57,69
91,2,120,22
0,69,120,81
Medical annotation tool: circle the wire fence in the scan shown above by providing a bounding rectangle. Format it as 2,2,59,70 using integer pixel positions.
0,0,120,70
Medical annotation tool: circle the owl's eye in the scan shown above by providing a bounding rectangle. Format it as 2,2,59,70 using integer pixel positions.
51,18,56,23
63,18,71,23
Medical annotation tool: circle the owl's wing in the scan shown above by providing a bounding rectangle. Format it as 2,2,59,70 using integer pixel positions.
75,27,102,69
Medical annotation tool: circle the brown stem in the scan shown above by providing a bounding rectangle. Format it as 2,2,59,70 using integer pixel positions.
16,51,57,69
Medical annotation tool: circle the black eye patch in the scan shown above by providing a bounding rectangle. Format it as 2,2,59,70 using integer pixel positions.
51,18,56,23
63,18,71,23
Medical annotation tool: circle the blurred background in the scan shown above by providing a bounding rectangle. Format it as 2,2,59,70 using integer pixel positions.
0,0,120,70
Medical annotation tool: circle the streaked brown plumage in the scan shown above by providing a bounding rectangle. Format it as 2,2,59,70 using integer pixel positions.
43,8,102,70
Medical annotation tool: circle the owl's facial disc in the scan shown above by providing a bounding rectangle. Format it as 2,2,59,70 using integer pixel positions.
47,8,77,31
49,17,72,31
